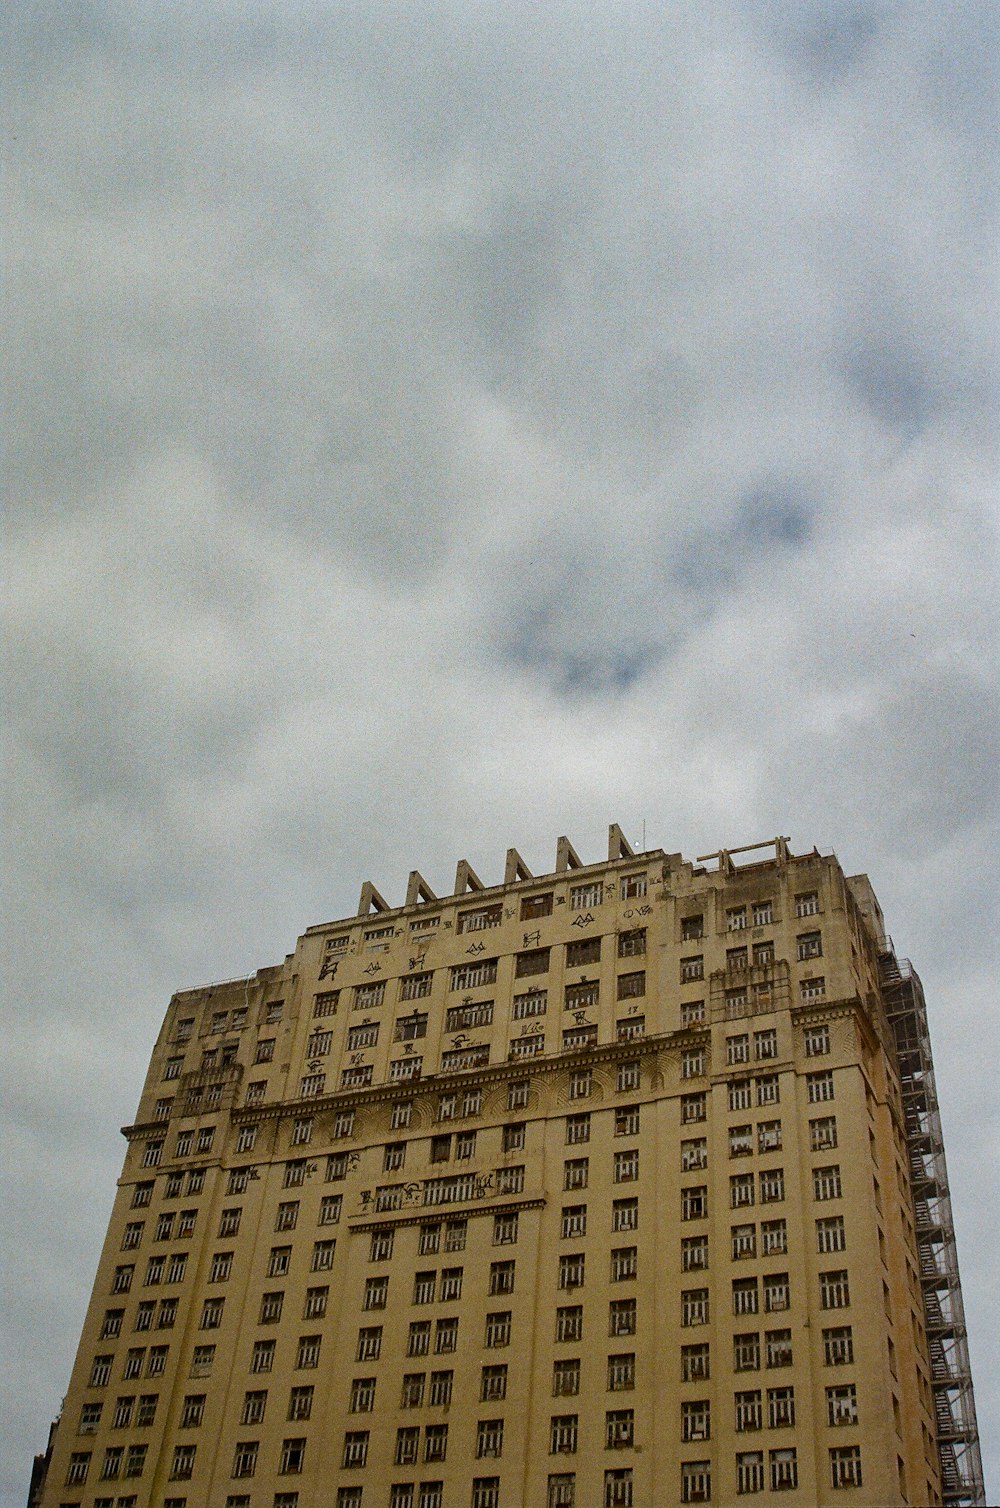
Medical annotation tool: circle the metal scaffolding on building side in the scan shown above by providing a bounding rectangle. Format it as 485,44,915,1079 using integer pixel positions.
880,950,985,1507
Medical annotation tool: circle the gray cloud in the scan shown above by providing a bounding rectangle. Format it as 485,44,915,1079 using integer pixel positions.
4,2,999,1501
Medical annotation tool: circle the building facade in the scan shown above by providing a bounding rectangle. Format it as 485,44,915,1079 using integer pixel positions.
35,831,984,1508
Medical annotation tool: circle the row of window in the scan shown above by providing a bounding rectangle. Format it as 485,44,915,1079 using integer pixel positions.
71,1446,860,1502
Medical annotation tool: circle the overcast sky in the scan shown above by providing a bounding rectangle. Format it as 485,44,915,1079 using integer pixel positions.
3,1,998,1502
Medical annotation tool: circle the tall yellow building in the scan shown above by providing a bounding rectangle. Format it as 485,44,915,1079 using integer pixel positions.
34,832,984,1508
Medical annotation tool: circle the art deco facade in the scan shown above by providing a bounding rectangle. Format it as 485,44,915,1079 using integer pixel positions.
35,831,984,1508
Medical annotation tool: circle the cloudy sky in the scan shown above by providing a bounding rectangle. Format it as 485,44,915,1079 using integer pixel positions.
3,0,998,1501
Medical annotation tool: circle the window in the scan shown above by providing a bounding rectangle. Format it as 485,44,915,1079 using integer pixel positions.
170,1444,196,1480
769,1447,797,1491
407,1321,431,1357
559,1254,585,1289
365,1276,389,1310
681,999,706,1026
681,1461,711,1504
249,1338,275,1373
734,1332,760,1371
736,1450,765,1494
760,1167,784,1202
313,988,340,1017
200,1297,224,1329
354,981,386,1010
428,1369,453,1407
604,1468,634,1507
611,1246,637,1282
808,1070,835,1103
681,1344,710,1381
210,1252,233,1283
266,1251,291,1283
395,1013,428,1045
754,1029,777,1061
356,1327,382,1361
380,1140,406,1175
613,1198,639,1233
549,1415,578,1453
680,956,704,982
312,1238,336,1271
513,989,548,1023
342,1432,369,1469
764,1274,790,1313
296,1335,321,1369
555,1306,582,1343
797,931,822,960
387,1104,414,1136
814,1164,842,1200
350,1376,376,1413
609,1299,636,1336
614,1149,639,1183
823,1326,854,1366
735,1389,762,1432
493,1212,519,1245
682,1288,709,1325
800,975,826,1001
733,1278,759,1315
804,1024,830,1058
304,1285,328,1320
477,1419,505,1458
392,1055,425,1079
481,1364,508,1401
820,1270,851,1309
500,1081,530,1118
727,1034,750,1066
112,1395,135,1428
756,1075,779,1106
259,1291,284,1324
563,1158,589,1191
681,1234,708,1271
766,1330,793,1368
489,1260,516,1296
241,1390,267,1426
758,1220,786,1257
825,1382,859,1427
449,959,498,992
319,1194,343,1227
440,1268,463,1302
817,1215,846,1253
339,1065,371,1089
729,1125,753,1158
731,1222,756,1260
605,1351,634,1391
728,1079,752,1112
682,1185,708,1220
424,1422,448,1462
553,1357,580,1396
829,1445,863,1488
495,1165,524,1195
767,1385,795,1428
471,1478,500,1508
548,1474,576,1508
148,1343,168,1375
276,1194,298,1230
621,871,647,898
730,1174,754,1209
681,1047,706,1079
561,1206,587,1239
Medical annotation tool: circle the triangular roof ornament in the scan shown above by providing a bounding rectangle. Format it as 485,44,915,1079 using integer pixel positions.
608,823,636,861
357,880,391,916
504,848,533,885
406,871,437,907
555,836,583,872
454,859,485,894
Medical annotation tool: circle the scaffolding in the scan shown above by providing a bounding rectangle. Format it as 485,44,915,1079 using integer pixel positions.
880,950,985,1507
